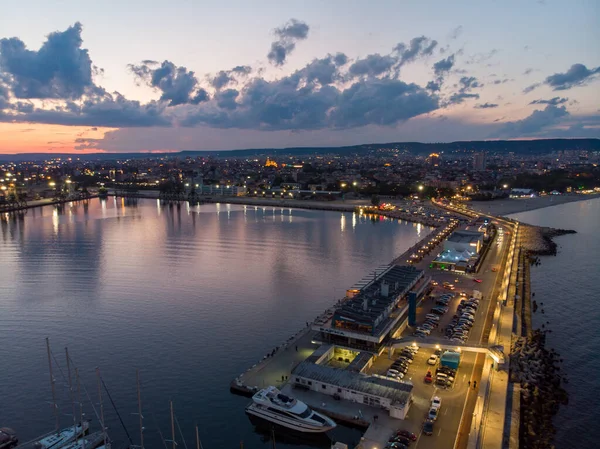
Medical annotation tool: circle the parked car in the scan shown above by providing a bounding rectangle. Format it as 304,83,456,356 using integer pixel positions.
423,419,434,435
389,436,412,446
427,354,439,365
427,407,439,421
396,430,417,441
431,396,442,409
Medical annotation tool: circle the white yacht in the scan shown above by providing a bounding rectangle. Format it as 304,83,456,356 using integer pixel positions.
245,386,336,433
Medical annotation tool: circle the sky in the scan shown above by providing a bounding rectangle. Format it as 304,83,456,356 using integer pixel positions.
0,0,598,154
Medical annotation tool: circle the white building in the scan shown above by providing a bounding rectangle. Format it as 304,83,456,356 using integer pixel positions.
292,360,413,419
444,230,484,254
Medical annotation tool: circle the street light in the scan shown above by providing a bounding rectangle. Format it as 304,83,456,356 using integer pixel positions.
49,182,56,187
503,184,508,189
418,185,424,191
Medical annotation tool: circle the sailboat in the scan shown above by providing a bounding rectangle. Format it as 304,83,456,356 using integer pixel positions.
19,340,91,449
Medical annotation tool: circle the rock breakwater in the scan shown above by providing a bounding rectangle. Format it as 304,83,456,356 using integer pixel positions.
511,330,568,449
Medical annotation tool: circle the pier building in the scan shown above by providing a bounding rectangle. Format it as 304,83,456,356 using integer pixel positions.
313,265,428,353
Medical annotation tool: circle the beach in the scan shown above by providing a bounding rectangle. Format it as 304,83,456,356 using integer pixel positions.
468,193,600,216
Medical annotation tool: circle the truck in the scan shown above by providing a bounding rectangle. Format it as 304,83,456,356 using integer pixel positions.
440,350,461,370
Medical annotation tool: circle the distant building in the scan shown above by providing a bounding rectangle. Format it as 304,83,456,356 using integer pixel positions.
427,153,440,167
510,188,536,198
444,230,484,254
473,152,487,171
199,184,246,196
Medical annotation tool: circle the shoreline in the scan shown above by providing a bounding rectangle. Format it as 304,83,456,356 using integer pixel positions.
469,193,600,216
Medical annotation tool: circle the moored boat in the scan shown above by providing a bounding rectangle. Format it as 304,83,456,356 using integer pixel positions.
0,428,18,449
245,386,336,433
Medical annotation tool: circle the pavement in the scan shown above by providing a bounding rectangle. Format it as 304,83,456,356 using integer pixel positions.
238,326,321,390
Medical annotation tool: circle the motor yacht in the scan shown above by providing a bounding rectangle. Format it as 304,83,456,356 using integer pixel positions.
245,386,336,433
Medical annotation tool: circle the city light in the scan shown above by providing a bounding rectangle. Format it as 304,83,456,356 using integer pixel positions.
418,185,424,191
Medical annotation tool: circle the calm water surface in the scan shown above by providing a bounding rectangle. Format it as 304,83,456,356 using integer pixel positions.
510,198,600,449
0,198,431,449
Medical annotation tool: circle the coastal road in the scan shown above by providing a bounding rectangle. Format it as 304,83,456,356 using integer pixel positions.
400,222,513,449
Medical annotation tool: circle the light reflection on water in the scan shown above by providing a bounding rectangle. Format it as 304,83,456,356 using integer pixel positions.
0,198,431,449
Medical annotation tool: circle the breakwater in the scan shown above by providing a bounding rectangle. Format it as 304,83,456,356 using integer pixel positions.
510,330,568,449
519,225,576,256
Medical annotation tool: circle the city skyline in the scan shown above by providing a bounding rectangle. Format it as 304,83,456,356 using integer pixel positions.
0,0,599,154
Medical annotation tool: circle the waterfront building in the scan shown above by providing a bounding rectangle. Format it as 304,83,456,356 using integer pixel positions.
291,345,413,419
444,230,484,254
199,184,246,196
313,265,428,353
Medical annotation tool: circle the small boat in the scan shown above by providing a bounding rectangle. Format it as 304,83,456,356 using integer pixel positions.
0,428,18,449
32,422,90,449
58,431,105,449
245,386,336,433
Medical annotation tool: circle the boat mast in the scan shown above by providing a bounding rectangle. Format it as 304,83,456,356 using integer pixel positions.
96,368,107,447
136,369,144,449
45,337,60,432
195,424,202,449
75,368,86,449
170,401,176,449
65,347,77,441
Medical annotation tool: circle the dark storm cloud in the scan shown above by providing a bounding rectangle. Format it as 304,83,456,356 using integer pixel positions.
495,105,569,137
267,19,310,66
544,63,600,90
529,97,568,106
128,60,209,106
475,103,498,109
0,22,102,99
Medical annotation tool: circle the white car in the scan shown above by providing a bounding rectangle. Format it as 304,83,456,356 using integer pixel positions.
425,314,440,321
431,396,442,409
387,369,404,379
427,354,439,365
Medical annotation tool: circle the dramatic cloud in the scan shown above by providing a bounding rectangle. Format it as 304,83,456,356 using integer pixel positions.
495,105,569,137
348,54,397,78
544,63,600,90
447,76,482,104
475,103,498,109
433,55,455,77
180,71,439,131
0,92,170,127
0,22,101,99
529,97,568,106
129,60,209,106
426,54,456,92
210,65,251,90
393,36,438,66
267,19,310,66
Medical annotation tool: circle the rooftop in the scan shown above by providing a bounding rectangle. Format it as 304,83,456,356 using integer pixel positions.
447,230,483,244
293,361,412,406
332,265,423,331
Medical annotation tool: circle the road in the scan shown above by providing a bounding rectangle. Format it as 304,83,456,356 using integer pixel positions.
374,217,514,449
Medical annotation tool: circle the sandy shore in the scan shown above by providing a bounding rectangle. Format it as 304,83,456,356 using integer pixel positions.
468,193,600,216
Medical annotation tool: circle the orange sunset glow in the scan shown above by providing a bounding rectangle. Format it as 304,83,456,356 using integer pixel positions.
0,123,114,154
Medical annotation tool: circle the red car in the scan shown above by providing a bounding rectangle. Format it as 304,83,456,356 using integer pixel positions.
424,371,433,383
473,279,482,283
396,430,417,441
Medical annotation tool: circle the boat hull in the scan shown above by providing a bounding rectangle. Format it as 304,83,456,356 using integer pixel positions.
245,404,335,434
